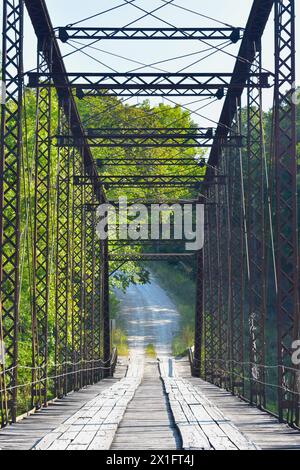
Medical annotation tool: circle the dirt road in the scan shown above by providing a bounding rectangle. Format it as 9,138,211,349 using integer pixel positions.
115,274,180,357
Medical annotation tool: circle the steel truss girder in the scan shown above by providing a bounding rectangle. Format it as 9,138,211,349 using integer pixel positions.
58,126,228,149
109,240,189,245
31,40,52,409
55,101,72,398
84,190,97,386
215,157,230,390
225,111,245,396
58,26,242,42
24,0,102,202
246,49,267,409
96,158,205,167
109,253,196,262
207,0,275,178
193,235,204,377
88,127,214,136
107,198,203,205
74,175,223,188
57,136,242,149
0,0,24,425
274,0,299,425
27,72,271,99
93,239,102,384
71,148,85,391
101,237,110,377
203,186,220,383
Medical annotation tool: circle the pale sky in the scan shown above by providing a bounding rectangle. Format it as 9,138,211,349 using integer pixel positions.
2,1,300,127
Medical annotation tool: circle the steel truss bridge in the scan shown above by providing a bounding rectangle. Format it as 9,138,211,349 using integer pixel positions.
0,0,299,445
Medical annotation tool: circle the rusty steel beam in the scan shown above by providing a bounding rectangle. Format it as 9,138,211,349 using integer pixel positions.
274,0,299,426
0,0,24,425
58,26,242,42
24,0,102,202
206,0,274,179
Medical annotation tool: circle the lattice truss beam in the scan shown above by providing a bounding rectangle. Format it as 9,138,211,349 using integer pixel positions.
274,0,299,425
0,0,112,427
96,157,205,167
56,127,243,149
0,0,24,425
58,26,242,42
27,72,271,98
31,38,53,409
74,175,224,188
198,0,299,430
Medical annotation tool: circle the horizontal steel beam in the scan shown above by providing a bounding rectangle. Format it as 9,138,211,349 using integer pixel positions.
105,198,202,205
85,198,207,207
58,27,242,42
109,253,197,262
86,127,215,137
109,240,189,245
74,174,224,188
206,0,275,178
56,135,242,148
78,90,218,98
27,72,271,98
56,128,243,148
95,158,206,166
24,0,103,201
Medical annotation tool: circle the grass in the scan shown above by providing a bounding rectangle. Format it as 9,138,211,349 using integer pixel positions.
112,328,129,356
172,325,195,357
145,343,157,358
110,292,130,356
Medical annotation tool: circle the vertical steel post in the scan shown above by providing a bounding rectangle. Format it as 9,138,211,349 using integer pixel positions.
274,0,299,425
204,185,219,385
31,39,52,409
246,44,267,409
227,105,246,397
193,247,203,377
203,190,213,381
217,150,230,390
0,0,24,424
94,238,102,383
55,98,72,397
102,237,111,377
84,201,96,385
71,147,85,390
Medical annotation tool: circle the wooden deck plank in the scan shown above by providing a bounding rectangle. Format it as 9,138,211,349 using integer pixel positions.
160,358,257,451
0,360,128,451
34,360,143,451
174,358,300,451
110,361,181,451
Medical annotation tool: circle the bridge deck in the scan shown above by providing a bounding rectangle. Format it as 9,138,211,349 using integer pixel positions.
175,358,300,450
111,361,181,450
1,357,300,451
0,361,127,451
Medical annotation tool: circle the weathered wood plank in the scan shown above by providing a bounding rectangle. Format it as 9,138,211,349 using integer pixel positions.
34,360,143,451
173,357,300,451
160,358,257,451
111,361,181,451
